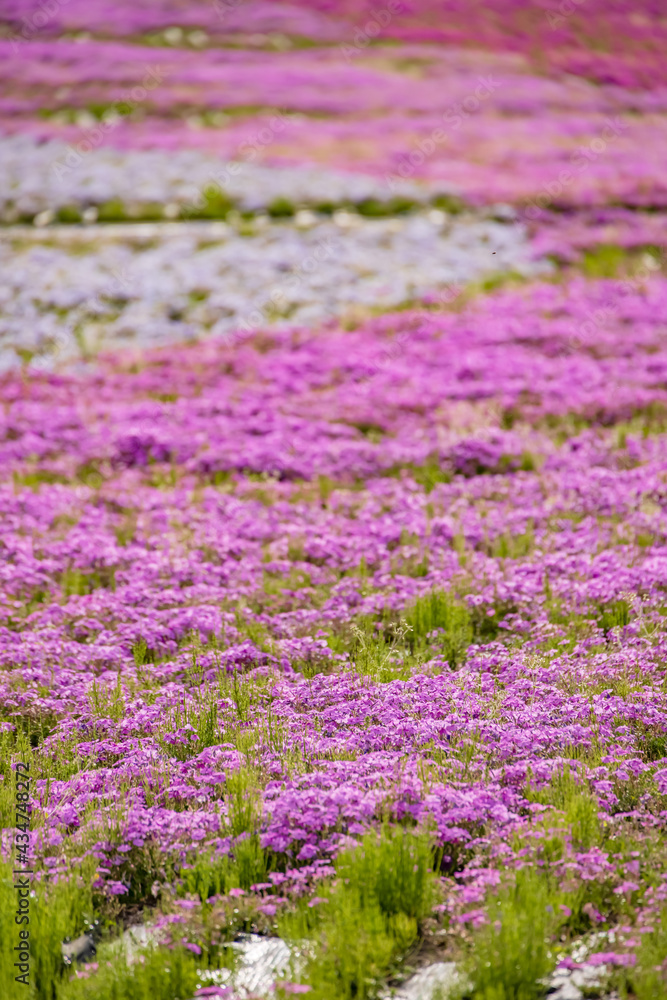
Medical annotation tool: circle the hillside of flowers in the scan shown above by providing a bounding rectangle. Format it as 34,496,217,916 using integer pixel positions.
1,3,667,1000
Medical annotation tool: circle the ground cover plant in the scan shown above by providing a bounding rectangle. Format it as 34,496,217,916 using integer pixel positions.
2,271,667,997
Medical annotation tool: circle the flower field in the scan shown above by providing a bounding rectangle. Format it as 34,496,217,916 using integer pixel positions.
1,3,667,1000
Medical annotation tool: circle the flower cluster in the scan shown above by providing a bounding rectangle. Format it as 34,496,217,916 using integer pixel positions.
1,277,667,968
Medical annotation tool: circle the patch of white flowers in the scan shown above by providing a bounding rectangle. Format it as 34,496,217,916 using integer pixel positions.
0,210,548,370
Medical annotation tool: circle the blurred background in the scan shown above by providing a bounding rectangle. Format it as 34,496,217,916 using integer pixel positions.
0,0,665,369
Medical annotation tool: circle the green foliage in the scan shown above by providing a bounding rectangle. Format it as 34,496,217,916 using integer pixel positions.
61,567,116,598
267,197,296,218
0,863,93,1000
641,728,667,762
526,766,601,850
459,867,561,1000
13,469,69,489
180,834,268,899
596,598,631,636
404,590,473,668
350,618,416,682
280,826,436,1000
181,768,268,898
430,193,465,214
489,524,534,560
134,203,165,222
57,945,201,1000
88,675,125,724
180,851,239,902
521,769,638,935
225,767,260,838
583,244,626,277
479,271,528,295
616,907,667,999
468,599,515,644
355,196,417,217
576,242,661,281
96,199,128,223
407,456,452,493
184,185,235,221
55,205,83,224
336,825,435,922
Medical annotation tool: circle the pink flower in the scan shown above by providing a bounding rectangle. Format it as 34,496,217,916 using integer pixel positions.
614,881,639,894
106,881,128,896
456,909,487,927
582,903,604,924
587,952,636,968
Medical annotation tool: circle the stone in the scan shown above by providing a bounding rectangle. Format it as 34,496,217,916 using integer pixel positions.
384,961,461,1000
62,933,96,965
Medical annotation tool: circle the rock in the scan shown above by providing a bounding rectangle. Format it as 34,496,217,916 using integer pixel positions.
546,960,610,1000
62,933,96,965
383,961,461,1000
548,981,583,1000
120,922,161,961
194,933,293,997
574,964,606,989
231,933,292,993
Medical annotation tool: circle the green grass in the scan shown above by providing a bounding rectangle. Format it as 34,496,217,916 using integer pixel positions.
1,862,93,1000
526,765,602,851
58,945,202,1000
458,867,563,1000
596,597,631,636
280,825,437,1000
489,524,535,560
349,617,417,682
580,243,662,279
267,196,296,218
355,196,418,217
405,590,473,668
616,908,667,999
327,590,477,678
60,567,117,598
179,766,269,897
